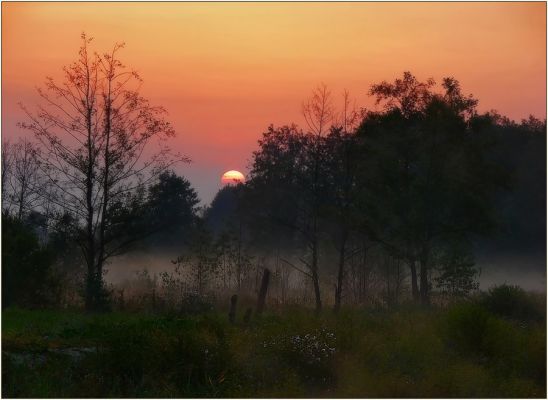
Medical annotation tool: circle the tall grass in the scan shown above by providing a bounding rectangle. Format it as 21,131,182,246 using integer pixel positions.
2,287,546,398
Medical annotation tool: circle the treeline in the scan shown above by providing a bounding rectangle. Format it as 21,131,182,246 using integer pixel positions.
6,73,544,312
1,35,545,312
204,74,546,312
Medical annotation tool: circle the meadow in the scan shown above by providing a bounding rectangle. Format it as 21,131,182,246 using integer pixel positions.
2,285,545,398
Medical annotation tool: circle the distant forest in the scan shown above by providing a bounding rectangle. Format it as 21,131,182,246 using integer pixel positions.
2,37,546,313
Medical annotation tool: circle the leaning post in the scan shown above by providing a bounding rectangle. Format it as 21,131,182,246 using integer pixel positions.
229,294,238,324
256,268,271,315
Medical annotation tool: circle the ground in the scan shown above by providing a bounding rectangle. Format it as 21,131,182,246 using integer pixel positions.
2,299,546,398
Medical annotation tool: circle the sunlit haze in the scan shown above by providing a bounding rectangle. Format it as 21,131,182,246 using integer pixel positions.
3,2,546,203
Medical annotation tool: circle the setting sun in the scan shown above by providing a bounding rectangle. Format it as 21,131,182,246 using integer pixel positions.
221,170,245,185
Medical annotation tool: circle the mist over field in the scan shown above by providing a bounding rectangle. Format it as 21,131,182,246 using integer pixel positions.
108,257,544,294
104,250,547,293
477,253,546,292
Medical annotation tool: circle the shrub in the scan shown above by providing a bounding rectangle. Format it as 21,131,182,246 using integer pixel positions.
2,214,57,308
441,302,491,355
481,316,528,375
78,316,233,397
441,300,545,385
481,284,544,322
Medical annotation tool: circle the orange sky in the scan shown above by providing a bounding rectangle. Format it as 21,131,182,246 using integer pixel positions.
2,2,546,203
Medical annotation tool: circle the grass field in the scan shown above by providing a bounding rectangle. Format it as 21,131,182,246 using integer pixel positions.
2,292,546,398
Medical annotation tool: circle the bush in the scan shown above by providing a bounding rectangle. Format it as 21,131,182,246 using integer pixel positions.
441,300,546,385
2,214,57,308
481,284,544,322
75,316,233,397
441,302,491,355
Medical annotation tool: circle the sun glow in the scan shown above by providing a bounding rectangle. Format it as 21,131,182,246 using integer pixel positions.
221,170,245,185
2,2,545,203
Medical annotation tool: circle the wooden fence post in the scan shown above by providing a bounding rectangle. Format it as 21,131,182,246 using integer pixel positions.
256,268,271,315
229,294,238,324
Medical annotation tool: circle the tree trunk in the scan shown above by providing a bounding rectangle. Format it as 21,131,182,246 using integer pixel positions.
85,263,96,310
95,65,113,312
85,166,96,311
311,238,322,314
84,58,97,312
360,243,368,303
419,250,430,305
395,258,402,304
386,256,391,305
334,229,348,313
256,268,270,315
228,294,238,324
16,179,25,221
409,259,419,301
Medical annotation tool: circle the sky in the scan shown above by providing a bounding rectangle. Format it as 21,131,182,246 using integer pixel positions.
2,2,546,204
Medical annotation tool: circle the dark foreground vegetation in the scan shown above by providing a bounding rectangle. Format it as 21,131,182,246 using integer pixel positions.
2,286,546,398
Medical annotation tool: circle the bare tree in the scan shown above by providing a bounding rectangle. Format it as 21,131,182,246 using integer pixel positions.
336,89,361,135
300,84,334,313
2,139,14,214
302,83,334,137
20,34,187,310
3,139,43,220
328,90,362,313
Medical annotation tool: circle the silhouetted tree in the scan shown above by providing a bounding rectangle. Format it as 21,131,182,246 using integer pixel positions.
144,170,199,246
299,84,336,311
3,139,43,220
248,124,328,312
1,140,13,212
483,114,546,253
302,83,335,137
204,185,240,235
322,126,360,312
20,34,187,310
356,72,506,304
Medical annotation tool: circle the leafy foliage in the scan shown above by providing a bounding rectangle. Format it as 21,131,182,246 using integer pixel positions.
145,170,200,245
434,245,479,298
2,214,56,307
480,284,545,322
